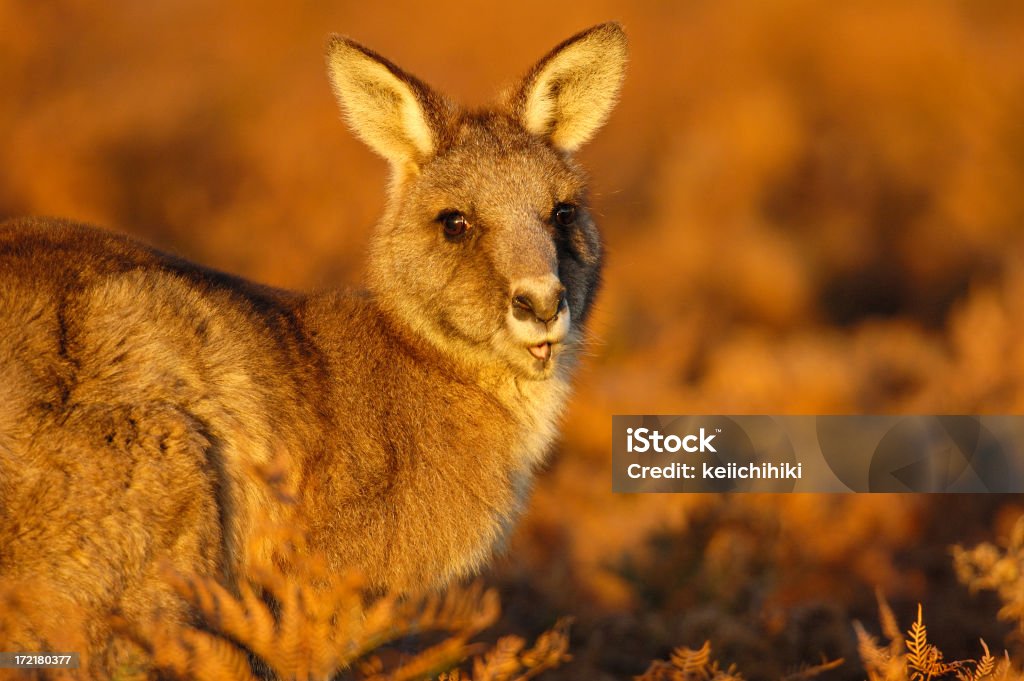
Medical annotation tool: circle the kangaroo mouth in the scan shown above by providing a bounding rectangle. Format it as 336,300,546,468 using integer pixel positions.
511,336,569,379
528,342,552,361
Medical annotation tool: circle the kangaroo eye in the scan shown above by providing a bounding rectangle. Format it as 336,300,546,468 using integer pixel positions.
438,211,470,239
553,203,577,227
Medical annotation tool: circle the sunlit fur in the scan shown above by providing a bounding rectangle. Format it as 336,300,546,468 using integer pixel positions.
0,23,626,671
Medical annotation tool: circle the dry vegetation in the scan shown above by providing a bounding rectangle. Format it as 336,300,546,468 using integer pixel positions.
854,600,1013,681
955,519,1024,639
3,1,1024,679
109,524,572,681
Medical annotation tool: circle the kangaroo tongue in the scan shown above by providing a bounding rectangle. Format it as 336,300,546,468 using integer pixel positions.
528,343,551,361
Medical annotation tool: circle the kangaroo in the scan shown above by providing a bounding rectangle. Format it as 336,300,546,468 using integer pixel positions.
0,23,626,674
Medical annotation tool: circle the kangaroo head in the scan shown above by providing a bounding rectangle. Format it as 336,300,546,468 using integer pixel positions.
326,24,626,380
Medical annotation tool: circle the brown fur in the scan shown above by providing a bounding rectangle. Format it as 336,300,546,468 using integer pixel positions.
0,23,626,674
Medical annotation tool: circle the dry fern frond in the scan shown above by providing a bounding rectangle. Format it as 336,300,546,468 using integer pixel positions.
877,588,905,656
112,615,258,681
670,640,713,677
361,636,487,681
431,618,571,681
967,640,995,681
906,604,959,680
156,554,354,677
357,581,501,659
634,641,747,681
855,620,902,681
515,617,574,680
905,604,930,675
471,635,535,680
860,598,1020,681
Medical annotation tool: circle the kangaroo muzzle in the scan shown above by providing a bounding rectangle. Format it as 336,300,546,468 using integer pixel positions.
511,277,566,325
507,273,571,364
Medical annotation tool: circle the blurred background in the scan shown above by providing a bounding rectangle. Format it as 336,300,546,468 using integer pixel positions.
3,1,1024,678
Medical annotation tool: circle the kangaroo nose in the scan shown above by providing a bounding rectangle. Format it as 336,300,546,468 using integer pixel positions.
511,282,566,324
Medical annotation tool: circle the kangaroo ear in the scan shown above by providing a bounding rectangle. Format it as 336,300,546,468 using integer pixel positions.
326,36,447,168
514,23,627,153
